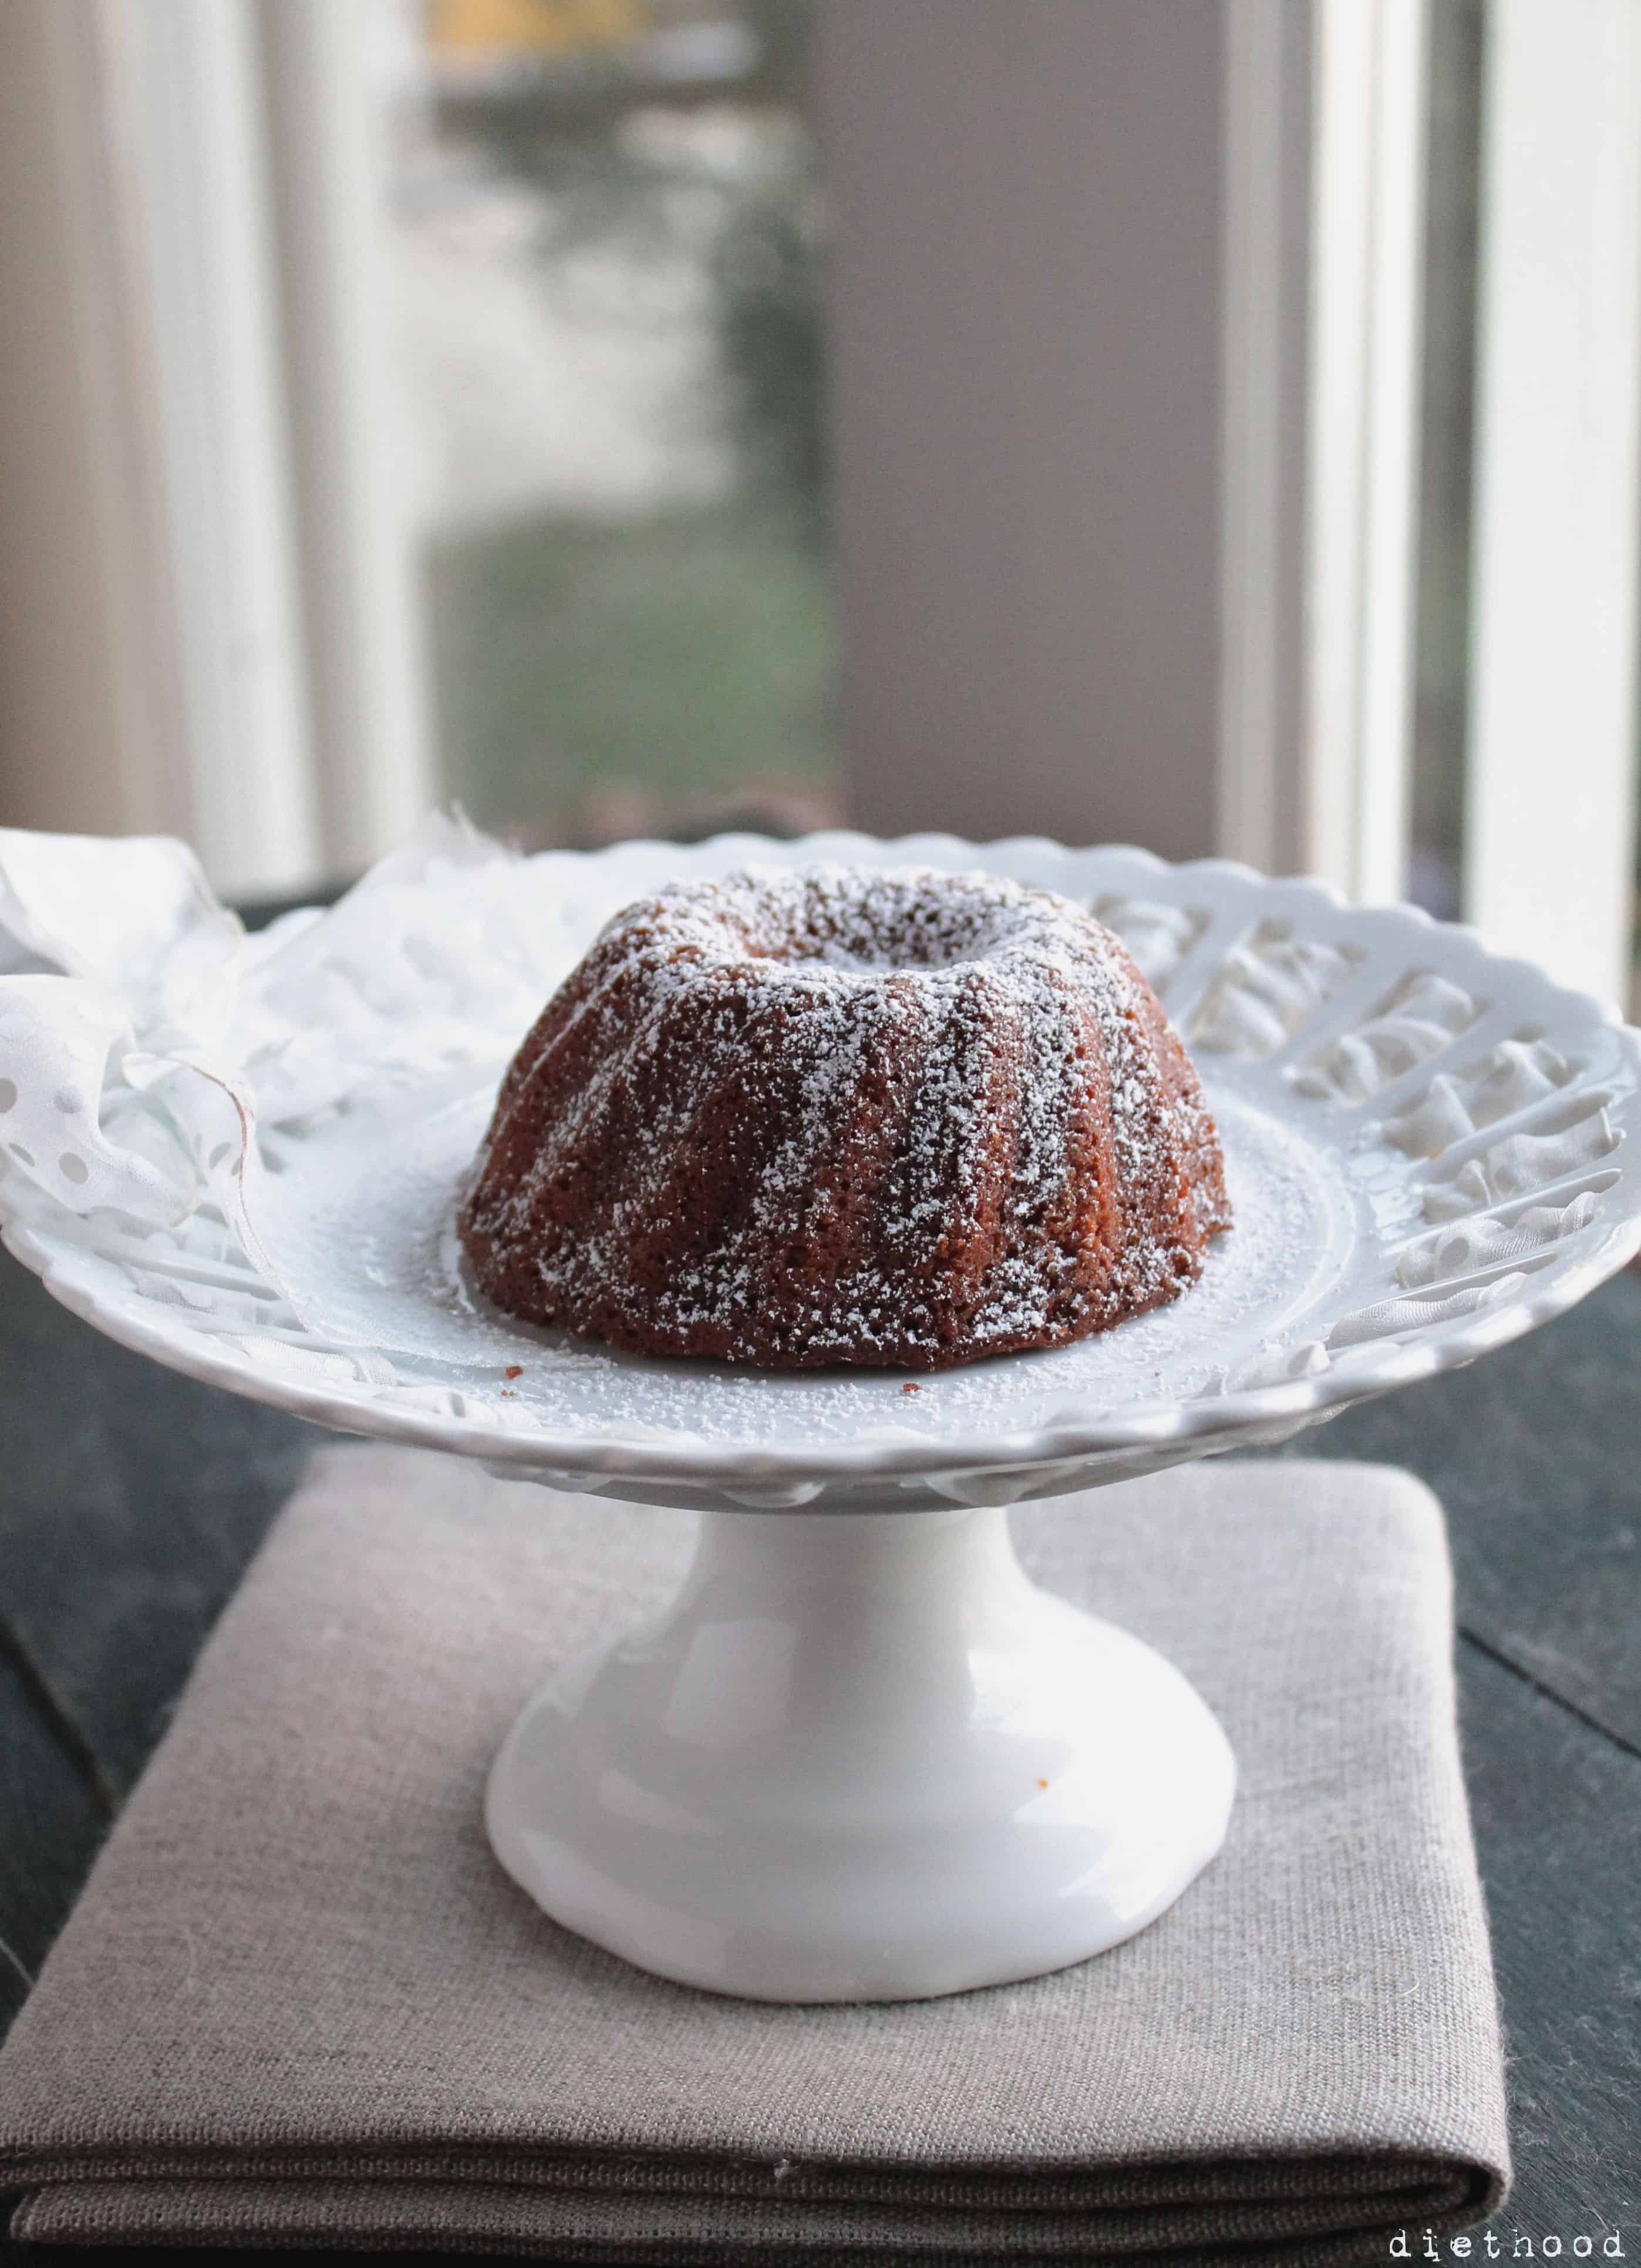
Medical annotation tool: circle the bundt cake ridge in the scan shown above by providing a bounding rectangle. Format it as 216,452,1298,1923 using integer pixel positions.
458,863,1231,1368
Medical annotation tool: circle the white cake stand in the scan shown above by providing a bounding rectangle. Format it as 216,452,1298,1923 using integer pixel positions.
2,822,1638,2002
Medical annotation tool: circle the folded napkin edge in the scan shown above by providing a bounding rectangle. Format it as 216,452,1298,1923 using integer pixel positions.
7,2161,1509,2268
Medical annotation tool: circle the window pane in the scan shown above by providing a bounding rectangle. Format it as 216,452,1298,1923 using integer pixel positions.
372,0,837,847
1409,0,1484,922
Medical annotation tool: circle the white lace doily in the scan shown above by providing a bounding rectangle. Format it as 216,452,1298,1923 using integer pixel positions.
1,818,1636,1510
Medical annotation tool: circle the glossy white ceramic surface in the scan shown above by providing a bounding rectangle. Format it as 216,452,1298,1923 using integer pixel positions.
3,823,1637,2000
3,822,1637,1513
487,1502,1236,2000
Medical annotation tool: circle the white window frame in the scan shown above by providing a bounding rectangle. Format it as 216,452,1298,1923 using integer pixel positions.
1464,0,1641,1010
0,0,429,901
1299,0,1430,907
257,0,434,883
1,0,1638,1004
112,0,322,900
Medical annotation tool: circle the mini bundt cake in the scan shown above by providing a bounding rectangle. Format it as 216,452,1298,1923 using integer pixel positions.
459,864,1231,1369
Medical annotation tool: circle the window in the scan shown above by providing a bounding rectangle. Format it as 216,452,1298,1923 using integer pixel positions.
1408,0,1483,926
374,0,838,847
1,0,1637,1011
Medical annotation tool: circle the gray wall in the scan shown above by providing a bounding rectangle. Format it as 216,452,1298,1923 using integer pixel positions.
818,0,1228,859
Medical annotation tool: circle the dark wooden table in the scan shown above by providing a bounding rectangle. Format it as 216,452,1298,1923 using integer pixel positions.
1,1239,1636,2263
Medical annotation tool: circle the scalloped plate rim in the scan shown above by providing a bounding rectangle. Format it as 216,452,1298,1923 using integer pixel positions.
3,829,1639,1495
6,1205,1639,1488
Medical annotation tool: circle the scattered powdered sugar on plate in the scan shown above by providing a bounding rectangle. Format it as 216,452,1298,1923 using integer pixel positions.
458,866,1230,1364
9,822,1625,1490
250,1073,1353,1449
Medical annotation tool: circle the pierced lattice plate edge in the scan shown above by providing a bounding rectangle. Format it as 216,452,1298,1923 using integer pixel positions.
1,831,1639,1510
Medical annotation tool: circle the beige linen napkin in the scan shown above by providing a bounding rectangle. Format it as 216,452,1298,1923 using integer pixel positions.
0,1446,1508,2262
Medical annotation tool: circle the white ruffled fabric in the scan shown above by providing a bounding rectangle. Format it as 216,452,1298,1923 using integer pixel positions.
0,816,537,1320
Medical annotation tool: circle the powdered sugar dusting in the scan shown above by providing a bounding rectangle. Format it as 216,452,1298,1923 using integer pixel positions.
250,1078,1341,1445
460,866,1229,1367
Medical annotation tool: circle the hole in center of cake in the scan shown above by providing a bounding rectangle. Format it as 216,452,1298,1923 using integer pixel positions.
780,903,1010,976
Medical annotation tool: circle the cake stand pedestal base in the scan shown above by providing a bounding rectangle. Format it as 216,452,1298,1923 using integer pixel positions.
486,1500,1235,2003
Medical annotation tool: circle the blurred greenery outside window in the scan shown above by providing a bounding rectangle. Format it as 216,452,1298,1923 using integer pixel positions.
380,0,835,848
1408,0,1482,925
386,1,1612,970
